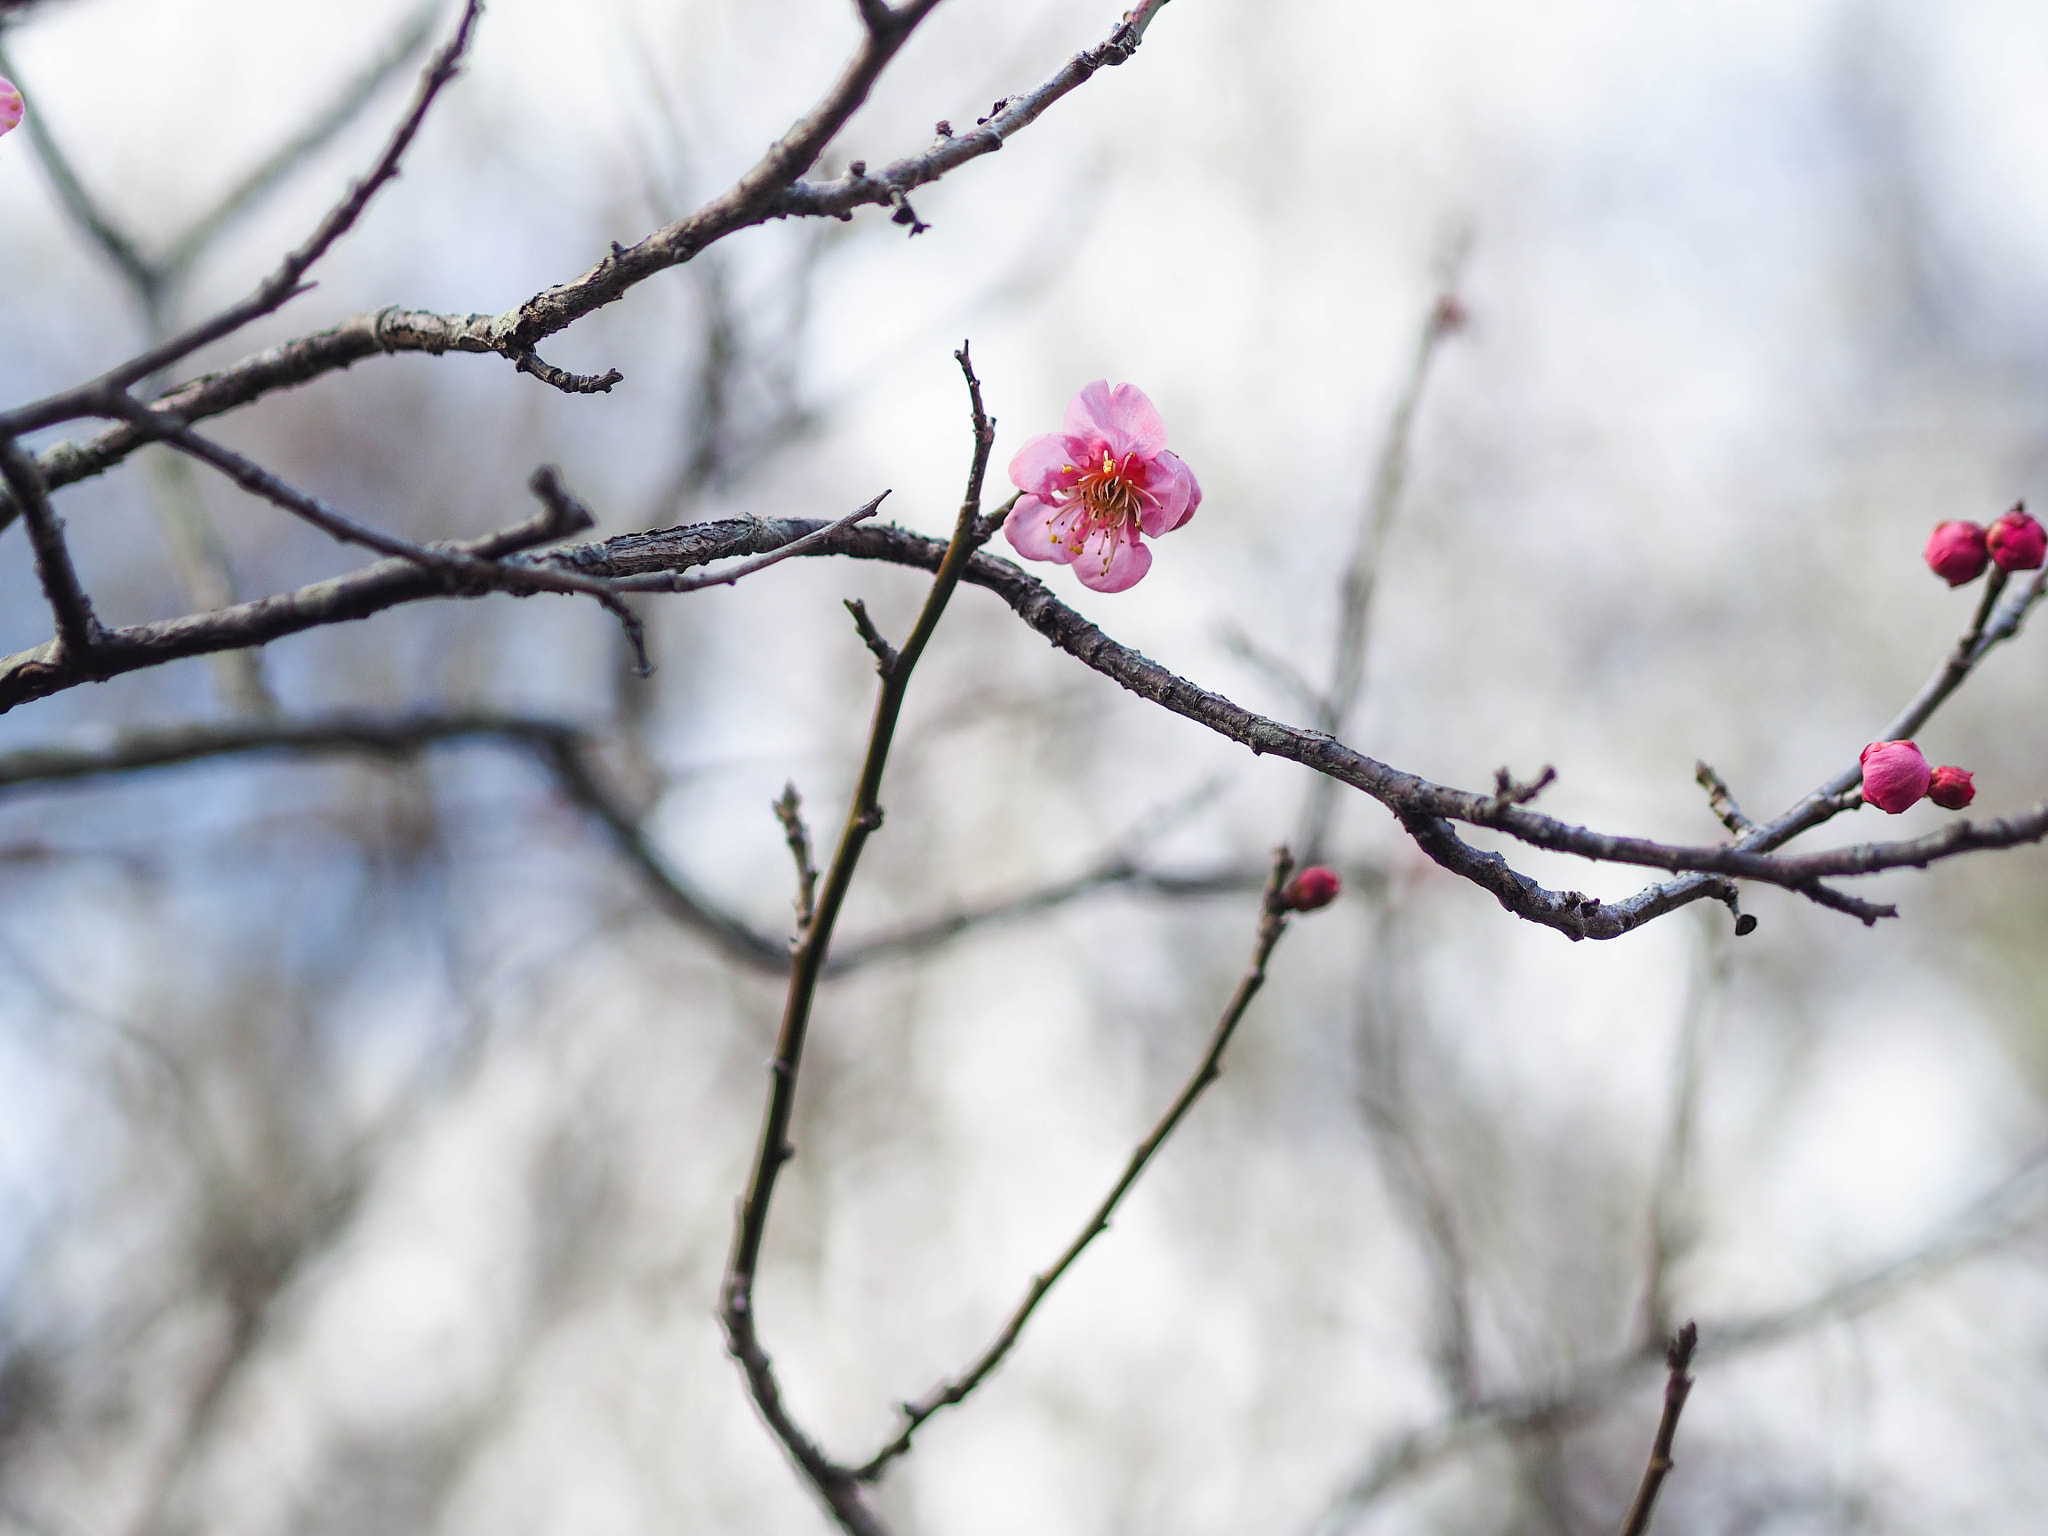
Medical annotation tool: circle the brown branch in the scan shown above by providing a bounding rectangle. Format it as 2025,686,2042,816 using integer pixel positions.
0,0,486,435
718,353,994,1536
855,848,1302,1480
773,782,819,934
0,436,99,658
1616,1322,1697,1536
1,514,2037,935
4,0,1172,521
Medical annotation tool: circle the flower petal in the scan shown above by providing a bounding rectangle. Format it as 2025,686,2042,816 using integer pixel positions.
1161,451,1201,530
1064,380,1117,441
1072,528,1152,592
1134,450,1201,536
1008,432,1079,499
1100,383,1168,456
1004,495,1077,565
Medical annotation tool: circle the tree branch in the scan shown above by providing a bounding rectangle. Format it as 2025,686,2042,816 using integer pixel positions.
855,848,1302,1480
3,0,1173,522
0,0,486,435
0,436,99,658
717,354,994,1536
1615,1322,1697,1536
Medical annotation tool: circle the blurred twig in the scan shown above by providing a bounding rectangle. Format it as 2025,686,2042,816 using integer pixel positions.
1296,237,1470,862
1309,1138,2048,1534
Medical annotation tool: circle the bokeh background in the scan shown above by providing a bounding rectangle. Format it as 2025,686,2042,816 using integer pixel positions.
3,0,2048,1532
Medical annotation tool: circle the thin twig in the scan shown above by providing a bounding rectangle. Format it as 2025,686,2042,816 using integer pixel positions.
773,783,819,934
718,349,997,1536
1310,1140,2048,1535
856,848,1303,1480
1694,761,1755,836
1616,1322,1698,1536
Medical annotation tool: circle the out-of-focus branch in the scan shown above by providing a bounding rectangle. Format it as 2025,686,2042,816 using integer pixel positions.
158,3,439,283
1615,1322,1697,1536
855,849,1302,1480
7,0,1177,510
718,348,993,1536
1635,919,1725,1347
1309,1139,2048,1535
1297,244,1469,862
0,709,1336,975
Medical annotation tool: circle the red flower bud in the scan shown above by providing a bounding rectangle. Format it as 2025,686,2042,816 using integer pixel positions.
1280,866,1341,911
1987,504,2046,571
1928,764,1975,810
1859,740,1931,814
1924,521,1988,585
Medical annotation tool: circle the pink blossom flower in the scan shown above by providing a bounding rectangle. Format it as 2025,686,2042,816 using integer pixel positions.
1924,521,1988,586
1928,764,1976,810
1859,739,1931,814
0,79,21,139
1004,380,1200,593
1280,866,1341,911
1987,503,2046,572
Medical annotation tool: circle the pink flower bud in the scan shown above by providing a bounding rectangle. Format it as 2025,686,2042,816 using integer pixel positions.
1859,739,1931,814
1987,504,2046,571
1928,764,1975,810
1280,866,1341,911
0,79,21,138
1924,521,1988,586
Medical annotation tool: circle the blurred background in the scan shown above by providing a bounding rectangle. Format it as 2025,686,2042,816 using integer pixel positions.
3,0,2048,1532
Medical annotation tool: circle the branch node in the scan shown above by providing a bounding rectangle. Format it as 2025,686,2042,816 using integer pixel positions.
773,782,820,932
844,598,900,674
511,349,625,395
1492,763,1557,806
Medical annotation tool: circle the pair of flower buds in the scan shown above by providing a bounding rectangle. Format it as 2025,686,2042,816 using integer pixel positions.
1925,504,2045,585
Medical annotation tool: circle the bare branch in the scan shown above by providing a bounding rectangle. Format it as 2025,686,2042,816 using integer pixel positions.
1694,761,1755,836
856,849,1304,1480
6,0,1177,523
0,436,98,657
0,0,486,436
718,374,994,1536
158,2,440,282
1310,1141,2048,1535
1298,242,1469,859
1616,1322,1697,1536
773,783,819,934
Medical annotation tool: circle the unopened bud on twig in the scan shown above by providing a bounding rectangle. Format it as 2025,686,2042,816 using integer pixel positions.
1928,764,1976,810
1279,866,1341,911
1924,521,1988,586
1860,740,1931,815
0,79,22,138
1988,504,2046,572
